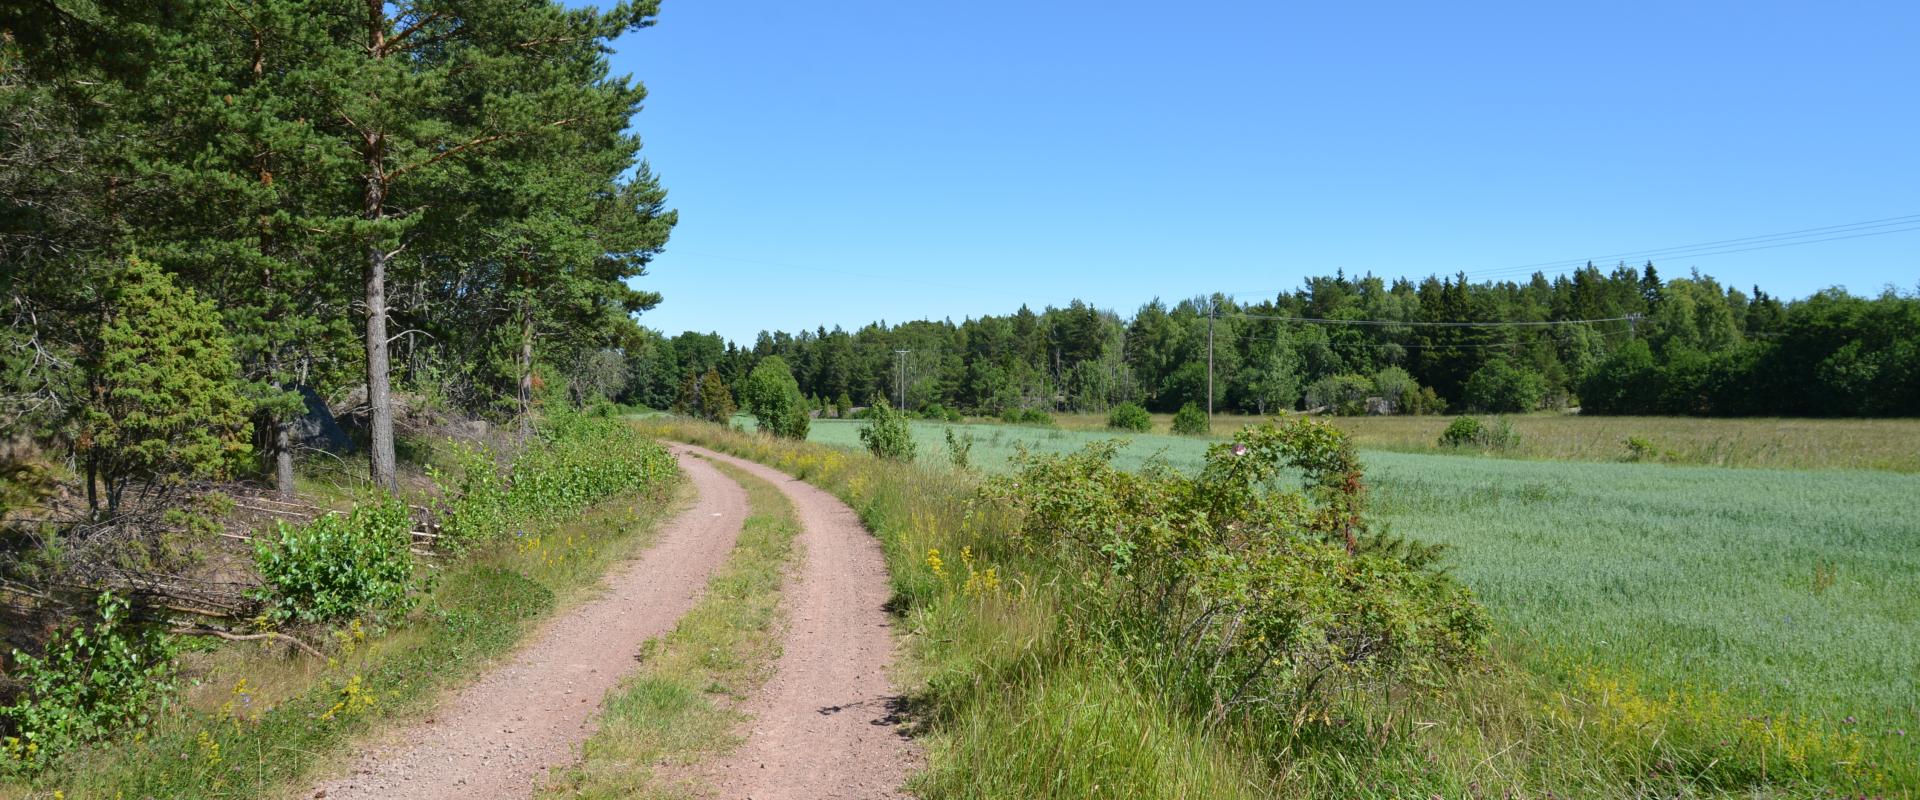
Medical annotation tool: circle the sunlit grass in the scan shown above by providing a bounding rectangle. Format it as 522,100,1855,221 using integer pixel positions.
795,416,1920,789
1035,411,1920,472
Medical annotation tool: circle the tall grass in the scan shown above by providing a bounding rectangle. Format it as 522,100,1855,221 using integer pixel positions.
1036,411,1920,472
644,417,1913,796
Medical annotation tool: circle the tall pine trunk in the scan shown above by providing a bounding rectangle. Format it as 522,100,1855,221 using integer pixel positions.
274,418,295,500
363,144,397,492
360,1,397,492
519,292,533,443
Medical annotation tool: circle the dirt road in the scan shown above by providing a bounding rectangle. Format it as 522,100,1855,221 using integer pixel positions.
308,445,746,800
681,444,920,800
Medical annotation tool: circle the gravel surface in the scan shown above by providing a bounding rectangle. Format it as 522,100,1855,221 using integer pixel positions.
306,445,746,800
683,444,921,800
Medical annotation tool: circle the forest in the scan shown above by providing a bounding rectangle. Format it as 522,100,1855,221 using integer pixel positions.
628,266,1919,419
2,0,675,503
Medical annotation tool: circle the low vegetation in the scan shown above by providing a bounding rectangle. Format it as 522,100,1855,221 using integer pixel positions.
858,399,918,461
1105,401,1152,432
1436,415,1521,451
250,498,416,625
1039,410,1920,472
0,414,682,795
1169,401,1209,434
710,414,1917,795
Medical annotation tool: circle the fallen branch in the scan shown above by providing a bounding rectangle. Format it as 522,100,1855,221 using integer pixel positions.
168,627,324,659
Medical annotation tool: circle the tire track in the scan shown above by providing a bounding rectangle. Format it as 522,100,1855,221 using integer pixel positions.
309,446,745,800
677,444,920,800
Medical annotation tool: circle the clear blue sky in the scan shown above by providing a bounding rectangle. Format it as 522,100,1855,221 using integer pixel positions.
595,0,1920,343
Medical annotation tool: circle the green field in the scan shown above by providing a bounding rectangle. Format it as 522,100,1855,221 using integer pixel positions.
803,417,1920,760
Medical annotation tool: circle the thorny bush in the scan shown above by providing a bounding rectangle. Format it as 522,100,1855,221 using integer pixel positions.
982,418,1488,731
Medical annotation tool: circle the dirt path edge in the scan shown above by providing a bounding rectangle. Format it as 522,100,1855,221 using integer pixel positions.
675,443,922,800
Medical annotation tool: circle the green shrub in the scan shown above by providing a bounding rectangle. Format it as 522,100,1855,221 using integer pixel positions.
741,357,809,439
859,399,918,461
1403,385,1447,416
1438,416,1483,447
983,419,1488,732
1463,359,1545,413
1438,416,1520,450
251,498,417,624
430,412,675,548
944,427,975,471
1106,402,1152,432
0,592,177,774
919,403,963,422
834,393,853,419
1370,366,1416,409
432,441,510,545
75,256,251,515
1000,407,1053,426
498,412,679,517
675,369,736,423
1621,435,1677,463
1304,373,1373,416
1170,402,1208,435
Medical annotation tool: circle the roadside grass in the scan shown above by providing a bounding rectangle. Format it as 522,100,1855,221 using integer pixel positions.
1034,411,1920,472
540,458,799,800
651,416,1917,796
1,479,687,800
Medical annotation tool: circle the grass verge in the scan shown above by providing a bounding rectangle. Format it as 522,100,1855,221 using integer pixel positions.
1,479,686,799
540,458,798,799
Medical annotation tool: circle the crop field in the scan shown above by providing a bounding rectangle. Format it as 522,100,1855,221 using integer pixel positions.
1039,412,1920,472
803,417,1920,772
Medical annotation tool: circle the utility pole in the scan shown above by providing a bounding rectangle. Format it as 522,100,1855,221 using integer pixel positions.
893,349,910,410
1206,301,1216,424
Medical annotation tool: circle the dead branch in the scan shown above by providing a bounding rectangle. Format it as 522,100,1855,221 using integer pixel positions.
168,627,323,659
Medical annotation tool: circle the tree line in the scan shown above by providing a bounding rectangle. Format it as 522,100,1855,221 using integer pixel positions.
621,265,1917,419
2,0,674,508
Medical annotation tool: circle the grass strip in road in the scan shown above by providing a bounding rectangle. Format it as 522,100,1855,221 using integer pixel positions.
4,482,686,800
540,458,800,799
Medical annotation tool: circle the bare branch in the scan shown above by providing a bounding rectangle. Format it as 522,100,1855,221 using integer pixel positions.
381,10,447,55
168,627,325,659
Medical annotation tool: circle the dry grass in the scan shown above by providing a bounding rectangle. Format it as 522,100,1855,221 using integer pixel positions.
1039,411,1920,472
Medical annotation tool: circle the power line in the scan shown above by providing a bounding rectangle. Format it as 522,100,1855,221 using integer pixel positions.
1463,214,1920,280
1220,311,1637,328
1307,329,1639,350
